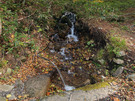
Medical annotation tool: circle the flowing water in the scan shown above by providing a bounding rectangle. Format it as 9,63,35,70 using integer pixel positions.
67,22,78,42
50,12,79,91
51,60,75,91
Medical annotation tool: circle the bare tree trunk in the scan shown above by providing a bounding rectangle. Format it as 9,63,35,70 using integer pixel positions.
0,0,2,35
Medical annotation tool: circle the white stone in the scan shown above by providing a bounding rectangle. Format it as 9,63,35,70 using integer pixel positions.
113,58,124,64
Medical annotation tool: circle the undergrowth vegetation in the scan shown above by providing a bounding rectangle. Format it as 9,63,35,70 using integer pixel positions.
0,0,133,68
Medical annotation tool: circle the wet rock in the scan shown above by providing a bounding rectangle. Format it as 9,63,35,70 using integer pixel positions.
0,96,6,101
57,23,70,39
116,51,126,57
24,74,50,98
5,68,12,76
127,74,135,81
0,84,14,92
54,43,62,51
113,67,124,77
61,12,76,26
113,58,124,64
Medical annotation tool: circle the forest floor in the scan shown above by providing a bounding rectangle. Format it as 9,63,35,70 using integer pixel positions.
0,7,135,101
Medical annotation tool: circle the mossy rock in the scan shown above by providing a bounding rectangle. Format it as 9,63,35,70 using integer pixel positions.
75,81,110,91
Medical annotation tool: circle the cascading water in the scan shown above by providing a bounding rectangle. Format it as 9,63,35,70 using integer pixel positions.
49,12,79,91
59,47,72,61
67,22,78,42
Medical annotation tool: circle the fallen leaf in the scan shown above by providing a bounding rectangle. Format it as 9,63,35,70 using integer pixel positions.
6,94,11,98
112,97,120,101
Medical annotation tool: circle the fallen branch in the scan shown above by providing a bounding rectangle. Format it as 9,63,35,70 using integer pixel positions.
37,42,50,54
37,55,66,86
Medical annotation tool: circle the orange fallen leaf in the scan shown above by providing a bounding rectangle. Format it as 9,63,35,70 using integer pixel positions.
112,97,120,101
46,92,50,96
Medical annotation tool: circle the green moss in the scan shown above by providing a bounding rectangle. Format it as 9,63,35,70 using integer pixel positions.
75,81,110,91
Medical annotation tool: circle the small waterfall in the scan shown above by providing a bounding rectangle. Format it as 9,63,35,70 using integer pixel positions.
48,12,78,91
67,22,78,42
61,12,78,42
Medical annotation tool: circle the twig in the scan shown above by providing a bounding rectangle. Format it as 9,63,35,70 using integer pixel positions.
37,42,50,54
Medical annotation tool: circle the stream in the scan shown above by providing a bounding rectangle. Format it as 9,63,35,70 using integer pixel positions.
50,12,78,91
47,12,103,91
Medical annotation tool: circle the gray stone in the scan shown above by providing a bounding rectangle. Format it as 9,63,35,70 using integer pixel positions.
116,51,126,57
0,96,6,101
41,85,118,101
6,68,12,76
113,67,124,77
113,58,124,64
24,74,50,98
127,74,135,81
42,94,69,101
0,84,14,92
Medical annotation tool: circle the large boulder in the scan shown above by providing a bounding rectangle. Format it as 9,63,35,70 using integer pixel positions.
24,75,50,98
